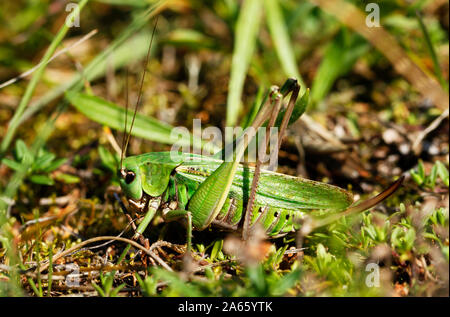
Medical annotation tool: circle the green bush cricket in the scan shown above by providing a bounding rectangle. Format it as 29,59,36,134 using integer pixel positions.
114,19,404,255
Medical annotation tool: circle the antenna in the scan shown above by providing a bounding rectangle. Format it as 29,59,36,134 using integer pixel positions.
121,16,159,168
119,67,129,171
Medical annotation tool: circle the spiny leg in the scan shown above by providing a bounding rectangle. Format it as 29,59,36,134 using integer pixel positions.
113,192,155,265
242,89,283,240
242,80,301,240
114,192,144,241
183,86,284,232
177,79,305,252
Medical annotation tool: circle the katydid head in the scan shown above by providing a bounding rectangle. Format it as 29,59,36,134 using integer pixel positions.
118,164,143,202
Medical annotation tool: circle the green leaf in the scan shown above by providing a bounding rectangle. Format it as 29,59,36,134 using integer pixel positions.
29,175,54,186
66,92,219,153
416,11,449,91
14,139,32,164
271,269,300,296
151,268,203,297
274,245,288,267
417,160,426,180
364,225,377,241
2,158,26,172
135,274,157,297
264,0,305,92
311,28,369,104
162,29,217,49
98,145,118,173
54,173,80,184
410,170,424,186
226,0,263,126
442,246,449,261
92,282,106,297
427,164,438,189
33,152,55,171
0,0,89,157
246,264,266,295
210,239,223,261
104,273,115,293
436,161,449,187
110,283,126,297
404,228,416,251
41,158,67,173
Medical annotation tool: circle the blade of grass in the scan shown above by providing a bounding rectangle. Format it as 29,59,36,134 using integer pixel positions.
416,10,448,92
0,30,98,90
310,28,369,104
0,2,168,212
0,0,89,159
226,0,263,127
262,0,345,148
47,243,53,297
0,5,167,294
65,91,220,153
310,0,449,111
8,1,169,149
264,0,305,94
35,210,43,297
241,86,266,130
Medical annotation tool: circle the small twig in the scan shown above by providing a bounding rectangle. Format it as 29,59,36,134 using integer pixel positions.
149,240,185,254
24,263,147,279
37,236,173,274
284,247,307,255
148,240,184,271
0,30,98,90
300,114,347,149
104,126,123,157
411,108,449,155
39,195,72,206
80,218,137,252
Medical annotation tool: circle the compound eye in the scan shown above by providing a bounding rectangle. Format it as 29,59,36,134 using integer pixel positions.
125,171,136,184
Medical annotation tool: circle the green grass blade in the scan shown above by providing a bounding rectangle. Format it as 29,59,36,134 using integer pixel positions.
162,28,217,50
416,11,448,92
0,0,89,158
311,28,369,105
47,244,53,297
66,91,220,153
0,3,166,213
264,0,305,94
226,0,263,127
241,86,267,130
17,1,167,130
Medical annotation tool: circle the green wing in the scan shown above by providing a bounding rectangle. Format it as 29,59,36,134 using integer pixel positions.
175,156,353,212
